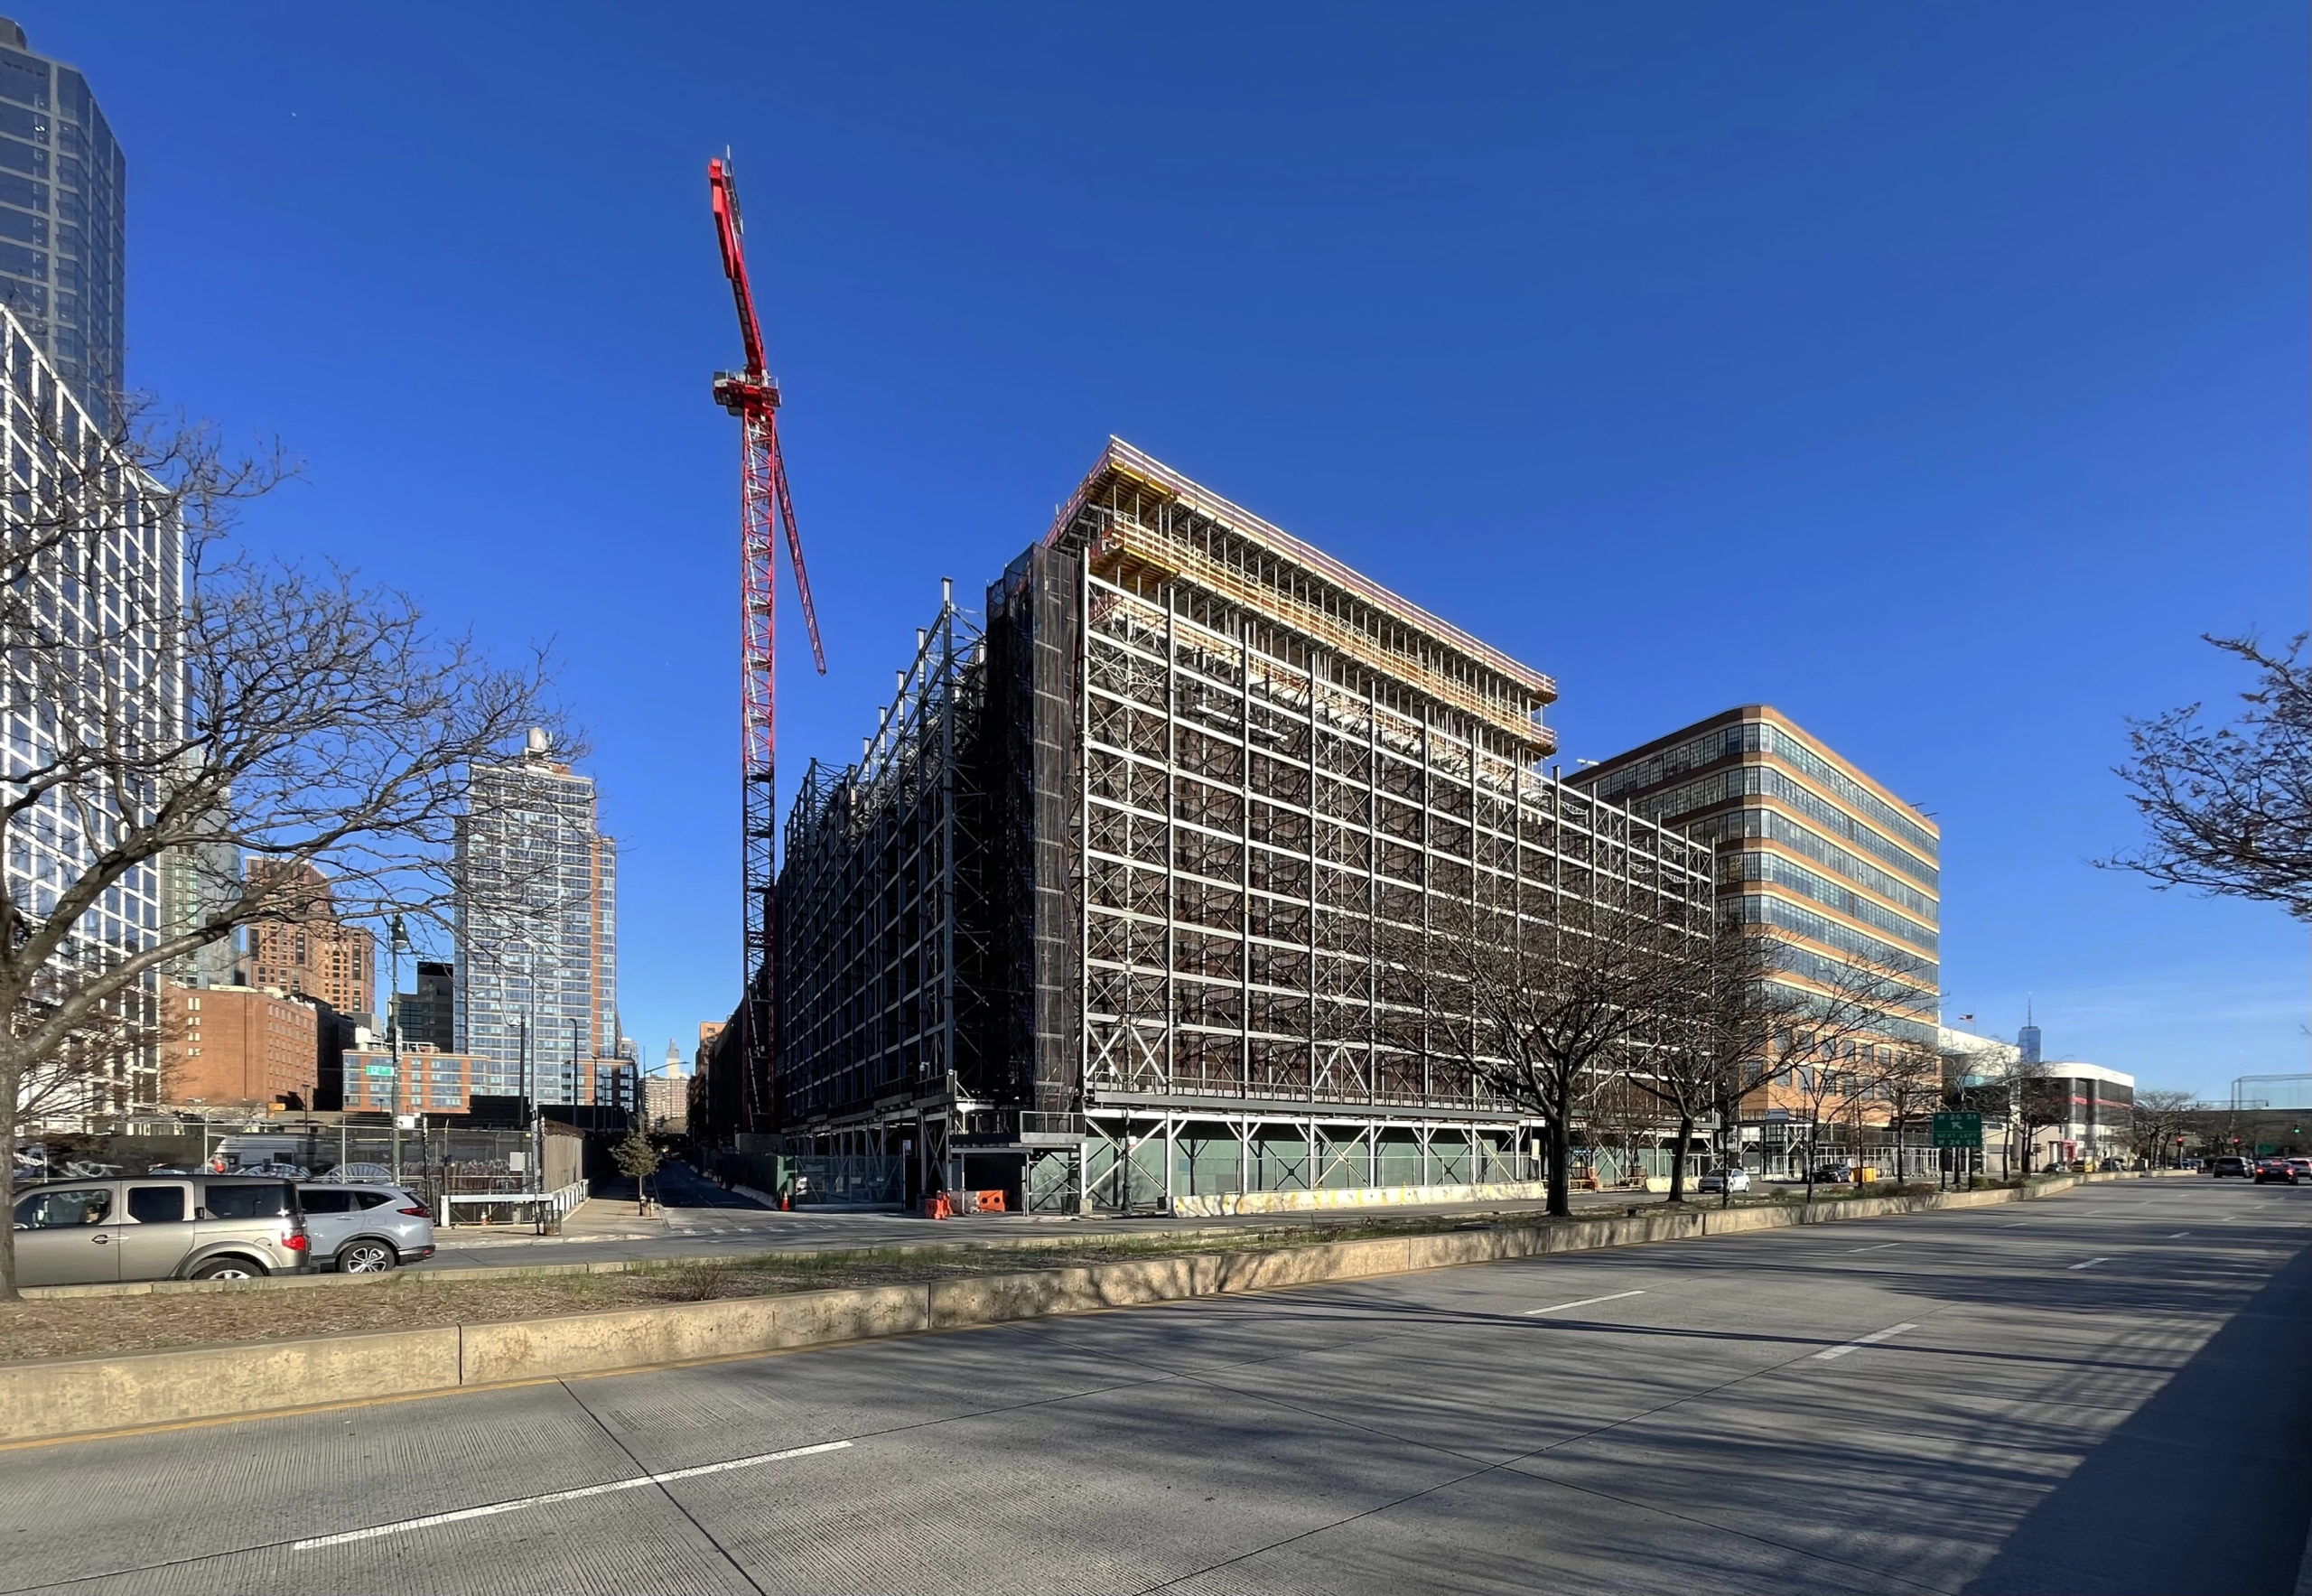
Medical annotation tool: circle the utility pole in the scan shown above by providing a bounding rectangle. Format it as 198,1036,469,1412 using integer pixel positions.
388,915,408,1182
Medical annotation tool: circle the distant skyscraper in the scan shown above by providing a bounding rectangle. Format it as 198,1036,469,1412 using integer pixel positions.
0,18,125,416
455,731,619,1106
396,960,456,1054
241,861,377,1022
2018,1001,2042,1067
160,833,242,990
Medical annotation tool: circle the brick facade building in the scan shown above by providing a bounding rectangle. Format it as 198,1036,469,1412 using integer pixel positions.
162,985,322,1109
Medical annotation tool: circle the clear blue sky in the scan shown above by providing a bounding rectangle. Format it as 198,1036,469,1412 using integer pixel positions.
26,3,2307,1097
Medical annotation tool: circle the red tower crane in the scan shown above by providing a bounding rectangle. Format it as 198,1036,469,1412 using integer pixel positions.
708,154,825,1131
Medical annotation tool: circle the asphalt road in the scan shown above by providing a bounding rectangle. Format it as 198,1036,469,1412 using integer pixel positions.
3,1180,2303,1595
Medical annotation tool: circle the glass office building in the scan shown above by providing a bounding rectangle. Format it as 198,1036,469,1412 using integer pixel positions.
0,19,125,420
1571,705,1941,1048
453,734,622,1106
1,309,179,1116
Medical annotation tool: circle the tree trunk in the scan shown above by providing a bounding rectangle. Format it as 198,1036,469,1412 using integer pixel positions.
1543,1116,1573,1218
1667,1112,1693,1204
0,1148,16,1301
1801,1117,1819,1208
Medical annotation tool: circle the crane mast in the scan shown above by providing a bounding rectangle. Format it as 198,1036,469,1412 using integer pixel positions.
708,154,825,1132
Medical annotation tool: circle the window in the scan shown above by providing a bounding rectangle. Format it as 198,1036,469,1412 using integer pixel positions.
14,1187,110,1227
0,52,48,111
353,1191,396,1211
126,1185,187,1224
297,1190,352,1214
201,1182,290,1219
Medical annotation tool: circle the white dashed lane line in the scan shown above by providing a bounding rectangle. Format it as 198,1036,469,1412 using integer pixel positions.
1813,1322,1919,1361
2067,1257,2112,1271
1844,1243,1899,1254
290,1441,854,1550
1524,1290,1647,1317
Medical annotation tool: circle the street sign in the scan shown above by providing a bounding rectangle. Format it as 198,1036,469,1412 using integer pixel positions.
363,1063,395,1078
1932,1111,1983,1148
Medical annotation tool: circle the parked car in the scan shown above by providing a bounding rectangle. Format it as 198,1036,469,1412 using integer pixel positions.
1697,1169,1752,1194
1809,1164,1854,1184
9,1174,309,1288
296,1183,435,1273
2251,1160,2302,1185
2097,1158,2126,1172
2209,1155,2254,1178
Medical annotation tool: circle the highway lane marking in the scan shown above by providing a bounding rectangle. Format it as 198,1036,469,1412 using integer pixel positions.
1813,1322,1918,1361
1844,1243,1899,1253
1998,1222,2028,1227
2169,1231,2190,1237
290,1441,853,1550
2067,1257,2112,1271
1524,1290,1646,1316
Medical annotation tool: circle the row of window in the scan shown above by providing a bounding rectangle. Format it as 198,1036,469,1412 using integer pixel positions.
1720,849,1940,953
1632,763,1939,888
1687,807,1937,918
1586,721,1939,861
1729,891,1938,984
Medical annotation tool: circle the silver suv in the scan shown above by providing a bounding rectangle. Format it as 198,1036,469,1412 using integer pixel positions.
10,1175,312,1286
297,1183,435,1273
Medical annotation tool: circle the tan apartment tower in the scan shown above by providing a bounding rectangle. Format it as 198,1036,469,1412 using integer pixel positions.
241,861,377,1022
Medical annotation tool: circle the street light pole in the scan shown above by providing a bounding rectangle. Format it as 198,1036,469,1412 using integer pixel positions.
388,915,408,1182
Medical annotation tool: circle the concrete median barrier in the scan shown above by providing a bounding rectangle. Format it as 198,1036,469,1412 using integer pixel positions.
0,1325,460,1442
0,1174,2089,1444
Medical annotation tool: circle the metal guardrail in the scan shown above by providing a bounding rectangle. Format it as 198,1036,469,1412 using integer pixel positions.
439,1180,587,1227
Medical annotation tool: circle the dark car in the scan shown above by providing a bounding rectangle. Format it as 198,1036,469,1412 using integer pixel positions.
2209,1155,2254,1178
2251,1160,2302,1185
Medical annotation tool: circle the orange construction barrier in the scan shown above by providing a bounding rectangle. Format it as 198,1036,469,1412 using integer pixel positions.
974,1190,1007,1214
922,1194,951,1220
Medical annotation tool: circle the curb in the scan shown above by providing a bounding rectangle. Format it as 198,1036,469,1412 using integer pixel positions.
0,1176,2084,1444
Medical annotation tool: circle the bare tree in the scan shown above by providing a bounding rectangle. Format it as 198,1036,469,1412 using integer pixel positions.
3,402,564,1297
1375,885,1702,1218
2102,632,2311,920
1759,951,1940,1206
2009,1063,2073,1173
1645,919,1809,1206
1875,1042,1945,1183
2130,1087,2199,1169
1580,1071,1659,1190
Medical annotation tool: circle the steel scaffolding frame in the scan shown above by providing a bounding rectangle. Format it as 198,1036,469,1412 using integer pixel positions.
774,583,993,1197
768,442,1711,1214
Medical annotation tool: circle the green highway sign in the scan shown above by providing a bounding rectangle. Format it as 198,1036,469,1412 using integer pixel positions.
1932,1111,1983,1148
363,1064,395,1078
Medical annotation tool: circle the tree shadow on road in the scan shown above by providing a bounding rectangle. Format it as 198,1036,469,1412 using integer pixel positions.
1958,1244,2310,1596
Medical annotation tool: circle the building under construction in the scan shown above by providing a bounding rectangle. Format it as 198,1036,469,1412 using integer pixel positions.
765,441,1712,1213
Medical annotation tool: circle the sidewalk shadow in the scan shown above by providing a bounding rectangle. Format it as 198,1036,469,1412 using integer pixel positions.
1962,1241,2311,1596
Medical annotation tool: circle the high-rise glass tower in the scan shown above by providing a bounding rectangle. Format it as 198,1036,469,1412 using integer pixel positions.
453,733,620,1106
0,19,125,419
1,311,178,1115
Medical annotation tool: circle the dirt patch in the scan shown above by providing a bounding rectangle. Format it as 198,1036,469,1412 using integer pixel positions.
0,1221,1495,1364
